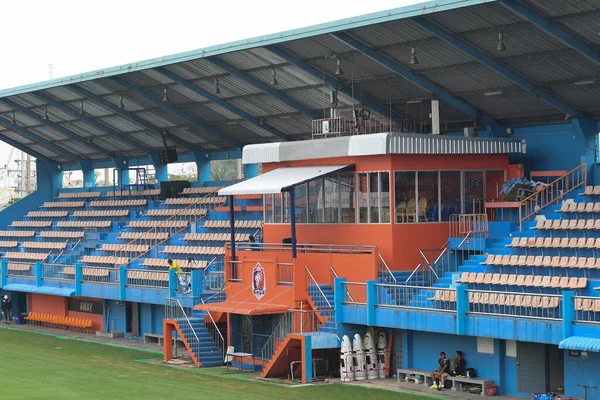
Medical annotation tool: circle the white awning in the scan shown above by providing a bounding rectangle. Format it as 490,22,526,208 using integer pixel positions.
218,165,351,196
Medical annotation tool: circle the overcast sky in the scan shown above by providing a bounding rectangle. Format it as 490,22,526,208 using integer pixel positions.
0,0,425,187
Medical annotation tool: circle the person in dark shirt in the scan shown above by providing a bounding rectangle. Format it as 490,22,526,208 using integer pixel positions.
2,295,12,325
430,352,450,391
452,350,466,377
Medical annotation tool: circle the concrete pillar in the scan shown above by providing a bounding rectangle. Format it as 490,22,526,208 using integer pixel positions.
193,151,211,186
75,263,83,296
119,266,127,301
169,269,177,298
190,269,204,297
303,335,313,384
456,284,468,335
243,163,259,179
1,259,7,288
35,262,43,287
149,154,168,183
334,278,346,331
83,169,95,188
366,280,377,327
562,290,575,340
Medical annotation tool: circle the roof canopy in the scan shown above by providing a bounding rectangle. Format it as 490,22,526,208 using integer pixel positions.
559,336,600,352
219,165,351,196
0,0,599,163
242,132,525,164
195,300,289,315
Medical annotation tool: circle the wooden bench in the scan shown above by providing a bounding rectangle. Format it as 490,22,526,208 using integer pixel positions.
446,375,495,396
397,368,433,386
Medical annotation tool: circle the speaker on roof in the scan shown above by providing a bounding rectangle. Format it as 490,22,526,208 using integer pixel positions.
158,148,178,165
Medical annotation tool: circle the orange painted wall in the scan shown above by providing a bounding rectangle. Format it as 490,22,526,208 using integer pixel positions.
28,294,103,332
261,153,509,272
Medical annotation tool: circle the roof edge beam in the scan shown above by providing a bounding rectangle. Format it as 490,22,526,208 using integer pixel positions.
330,31,493,125
68,85,199,151
412,17,582,118
209,57,322,120
32,92,155,156
0,98,117,158
501,0,600,67
0,132,49,161
0,116,79,161
267,45,405,121
109,76,241,148
155,67,294,141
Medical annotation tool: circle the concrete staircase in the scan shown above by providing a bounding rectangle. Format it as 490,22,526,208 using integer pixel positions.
307,284,337,334
173,314,223,367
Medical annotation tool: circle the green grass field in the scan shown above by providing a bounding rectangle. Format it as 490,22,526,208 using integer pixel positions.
0,327,435,400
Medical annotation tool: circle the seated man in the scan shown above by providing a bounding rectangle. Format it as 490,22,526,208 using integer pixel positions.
430,352,450,391
451,350,466,377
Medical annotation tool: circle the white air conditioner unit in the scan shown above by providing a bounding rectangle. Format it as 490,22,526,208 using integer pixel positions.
322,120,330,134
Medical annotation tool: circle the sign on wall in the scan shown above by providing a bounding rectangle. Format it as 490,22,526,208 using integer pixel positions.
68,298,103,315
252,263,266,300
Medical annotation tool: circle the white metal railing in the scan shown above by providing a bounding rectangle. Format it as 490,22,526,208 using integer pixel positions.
342,282,367,305
165,298,201,366
376,284,456,312
81,266,119,285
575,296,600,324
449,214,488,239
227,242,375,255
311,117,428,139
200,298,226,360
306,267,332,308
405,241,448,285
378,253,396,284
467,290,562,320
126,270,170,288
277,263,293,285
330,266,354,302
41,263,74,282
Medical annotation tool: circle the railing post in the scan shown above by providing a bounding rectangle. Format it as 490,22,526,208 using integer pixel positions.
190,269,204,297
334,278,346,326
169,269,177,298
119,265,127,301
0,259,7,288
562,290,575,340
75,263,83,296
366,280,377,327
456,284,468,335
35,262,43,287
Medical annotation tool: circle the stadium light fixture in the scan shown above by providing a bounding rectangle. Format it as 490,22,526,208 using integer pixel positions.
11,112,15,125
162,88,170,102
215,77,221,94
43,107,49,120
574,80,595,86
119,95,125,109
496,33,506,52
484,90,503,97
335,59,344,76
270,68,278,86
79,101,84,115
410,45,419,65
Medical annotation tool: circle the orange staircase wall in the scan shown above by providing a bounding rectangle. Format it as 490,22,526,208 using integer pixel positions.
163,319,200,367
261,336,302,380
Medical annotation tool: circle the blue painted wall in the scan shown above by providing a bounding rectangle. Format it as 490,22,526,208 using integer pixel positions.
564,350,600,400
105,300,127,333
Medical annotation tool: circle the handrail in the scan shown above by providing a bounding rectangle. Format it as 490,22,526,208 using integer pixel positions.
227,242,376,254
519,164,586,231
305,267,332,308
200,298,226,359
261,310,293,368
52,238,79,264
405,241,449,285
331,266,354,302
378,253,396,283
121,183,234,266
165,298,202,364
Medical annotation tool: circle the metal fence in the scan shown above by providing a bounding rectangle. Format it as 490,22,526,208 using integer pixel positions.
205,271,225,291
81,267,119,285
467,290,562,320
228,242,376,255
574,296,600,324
41,263,74,282
311,117,428,138
449,214,488,239
277,263,293,285
6,262,35,278
376,284,456,312
126,270,170,288
342,282,367,305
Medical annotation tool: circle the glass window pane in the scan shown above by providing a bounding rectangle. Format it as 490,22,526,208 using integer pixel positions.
324,176,340,223
340,173,355,223
380,172,390,223
264,194,273,223
308,179,324,223
464,171,484,214
294,184,308,223
283,192,291,223
441,171,461,221
358,173,369,223
394,171,416,223
273,193,282,223
417,171,439,222
369,173,379,223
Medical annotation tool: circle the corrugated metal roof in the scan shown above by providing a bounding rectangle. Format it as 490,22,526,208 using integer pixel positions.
219,165,351,195
242,133,525,163
559,336,600,352
0,0,599,163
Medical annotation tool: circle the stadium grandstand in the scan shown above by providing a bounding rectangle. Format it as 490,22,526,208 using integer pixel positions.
1,0,600,397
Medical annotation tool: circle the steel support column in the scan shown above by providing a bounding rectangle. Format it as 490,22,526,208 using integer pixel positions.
290,189,297,259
